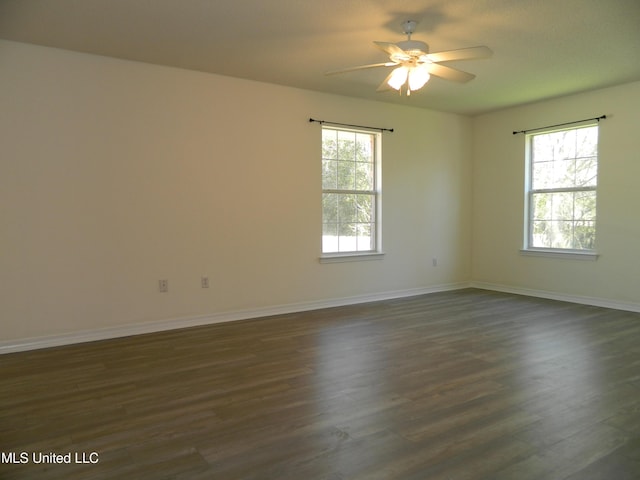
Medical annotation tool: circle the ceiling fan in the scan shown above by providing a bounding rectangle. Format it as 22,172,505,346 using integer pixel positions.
325,21,492,96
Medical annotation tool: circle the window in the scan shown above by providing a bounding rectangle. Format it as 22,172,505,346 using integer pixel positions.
321,126,381,255
525,124,599,252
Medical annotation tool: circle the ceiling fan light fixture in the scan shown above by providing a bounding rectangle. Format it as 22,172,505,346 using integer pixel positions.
408,64,430,90
387,66,409,90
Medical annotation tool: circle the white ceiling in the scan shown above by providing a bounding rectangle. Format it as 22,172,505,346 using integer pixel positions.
1,0,639,115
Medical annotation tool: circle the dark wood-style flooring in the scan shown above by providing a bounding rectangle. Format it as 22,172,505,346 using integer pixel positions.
2,288,640,479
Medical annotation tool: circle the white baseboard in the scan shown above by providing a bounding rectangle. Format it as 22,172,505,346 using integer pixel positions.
6,281,635,355
470,281,640,313
0,282,470,354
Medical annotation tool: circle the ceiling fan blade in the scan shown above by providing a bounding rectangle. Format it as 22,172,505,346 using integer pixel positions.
426,46,493,63
374,41,409,59
376,71,395,92
428,63,476,83
324,62,397,76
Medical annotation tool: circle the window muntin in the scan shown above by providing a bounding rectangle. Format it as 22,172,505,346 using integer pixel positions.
525,124,598,251
322,127,380,254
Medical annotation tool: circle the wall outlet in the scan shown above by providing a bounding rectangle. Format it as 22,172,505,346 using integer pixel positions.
201,276,210,288
159,279,168,293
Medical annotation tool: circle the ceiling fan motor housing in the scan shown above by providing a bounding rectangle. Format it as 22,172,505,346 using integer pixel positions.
397,40,429,57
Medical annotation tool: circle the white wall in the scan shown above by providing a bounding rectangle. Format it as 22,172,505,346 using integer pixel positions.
472,81,640,307
0,41,472,345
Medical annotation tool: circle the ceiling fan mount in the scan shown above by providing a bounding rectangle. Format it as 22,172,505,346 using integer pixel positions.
325,21,492,96
395,21,429,56
401,20,417,35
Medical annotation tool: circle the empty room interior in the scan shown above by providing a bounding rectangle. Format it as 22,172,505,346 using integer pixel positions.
1,1,640,478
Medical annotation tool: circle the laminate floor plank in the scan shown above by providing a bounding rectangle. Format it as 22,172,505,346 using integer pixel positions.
2,288,640,479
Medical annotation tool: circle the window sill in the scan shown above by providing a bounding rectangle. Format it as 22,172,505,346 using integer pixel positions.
519,248,599,261
319,252,385,263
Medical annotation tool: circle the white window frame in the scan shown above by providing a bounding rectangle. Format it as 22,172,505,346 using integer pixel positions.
522,122,599,260
320,125,383,262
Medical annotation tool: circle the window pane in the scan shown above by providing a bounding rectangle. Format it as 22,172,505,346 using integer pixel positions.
533,156,597,190
338,222,354,237
322,130,337,159
355,133,373,162
322,193,338,223
532,162,553,190
356,194,374,223
322,223,338,253
552,130,576,160
337,131,355,160
576,126,598,157
531,220,551,248
337,194,357,223
532,192,551,220
575,158,597,187
530,192,597,249
574,191,596,221
531,126,599,192
548,220,572,249
338,223,357,252
552,159,576,189
532,136,554,162
337,161,356,190
355,161,374,190
356,223,374,251
322,160,337,189
573,221,595,250
550,192,574,220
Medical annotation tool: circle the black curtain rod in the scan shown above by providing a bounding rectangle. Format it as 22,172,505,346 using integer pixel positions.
309,118,394,133
512,115,606,135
